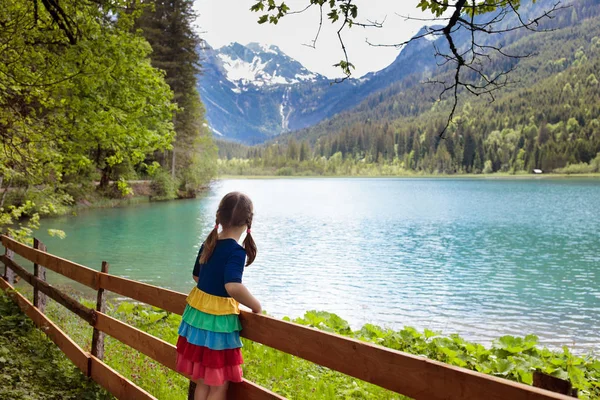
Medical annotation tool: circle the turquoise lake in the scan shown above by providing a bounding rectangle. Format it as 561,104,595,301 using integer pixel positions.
34,178,600,351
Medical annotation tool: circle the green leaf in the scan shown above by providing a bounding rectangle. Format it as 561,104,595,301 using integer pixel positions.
250,1,265,11
327,10,339,22
518,370,533,385
495,359,515,376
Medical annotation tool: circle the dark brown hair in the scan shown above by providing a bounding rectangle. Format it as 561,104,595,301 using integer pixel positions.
199,192,256,266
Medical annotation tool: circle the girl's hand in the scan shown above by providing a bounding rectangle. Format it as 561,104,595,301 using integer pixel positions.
225,282,261,314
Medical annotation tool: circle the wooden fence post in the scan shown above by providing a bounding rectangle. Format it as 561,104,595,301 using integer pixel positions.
533,371,577,397
3,234,14,284
33,238,47,312
187,381,196,400
91,261,109,360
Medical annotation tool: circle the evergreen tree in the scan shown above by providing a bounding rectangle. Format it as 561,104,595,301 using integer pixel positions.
299,141,310,162
136,0,216,194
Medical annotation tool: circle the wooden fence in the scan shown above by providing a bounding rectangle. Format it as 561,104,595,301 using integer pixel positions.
0,234,576,400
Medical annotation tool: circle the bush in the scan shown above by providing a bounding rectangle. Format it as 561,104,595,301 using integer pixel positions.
150,170,178,200
276,167,294,176
483,160,494,174
116,178,134,198
3,188,73,216
60,182,96,203
555,153,600,174
591,153,600,172
556,162,594,174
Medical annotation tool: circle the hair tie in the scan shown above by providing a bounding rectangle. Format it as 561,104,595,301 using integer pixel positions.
214,224,219,230
247,228,251,234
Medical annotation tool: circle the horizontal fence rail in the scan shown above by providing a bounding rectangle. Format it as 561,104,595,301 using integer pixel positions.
0,277,157,400
2,236,99,289
0,234,575,400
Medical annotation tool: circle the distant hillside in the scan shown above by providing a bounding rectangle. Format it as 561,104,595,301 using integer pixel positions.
197,28,437,143
218,0,600,175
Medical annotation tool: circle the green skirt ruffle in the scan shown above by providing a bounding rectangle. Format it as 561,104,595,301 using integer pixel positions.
182,304,242,333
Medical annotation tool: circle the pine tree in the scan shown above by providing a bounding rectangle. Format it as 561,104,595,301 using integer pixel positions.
299,141,310,162
136,0,216,194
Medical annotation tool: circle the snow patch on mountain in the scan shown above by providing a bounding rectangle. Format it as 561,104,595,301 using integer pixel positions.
217,53,269,86
258,43,278,54
203,122,223,136
215,42,323,88
295,72,317,81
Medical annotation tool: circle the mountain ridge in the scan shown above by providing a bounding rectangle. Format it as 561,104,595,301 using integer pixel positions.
197,26,438,143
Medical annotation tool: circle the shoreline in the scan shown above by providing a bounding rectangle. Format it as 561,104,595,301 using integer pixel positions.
217,173,600,180
40,184,212,219
30,172,600,221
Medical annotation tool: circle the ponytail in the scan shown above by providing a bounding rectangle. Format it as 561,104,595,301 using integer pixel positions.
243,225,257,266
199,222,219,264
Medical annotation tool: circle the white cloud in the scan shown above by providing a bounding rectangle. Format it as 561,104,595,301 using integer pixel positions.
194,0,443,78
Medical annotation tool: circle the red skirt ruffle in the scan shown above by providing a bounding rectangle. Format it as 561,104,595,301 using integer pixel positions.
176,354,243,386
176,336,243,386
176,336,243,368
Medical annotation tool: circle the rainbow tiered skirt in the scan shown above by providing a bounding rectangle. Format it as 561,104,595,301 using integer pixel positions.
176,287,243,386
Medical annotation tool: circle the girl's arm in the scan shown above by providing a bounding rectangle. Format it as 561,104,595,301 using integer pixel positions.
193,275,199,283
225,283,262,313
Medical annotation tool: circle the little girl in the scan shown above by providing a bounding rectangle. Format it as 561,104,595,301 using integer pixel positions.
176,192,262,400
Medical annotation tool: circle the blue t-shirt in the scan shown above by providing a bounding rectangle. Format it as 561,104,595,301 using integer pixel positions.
192,239,246,298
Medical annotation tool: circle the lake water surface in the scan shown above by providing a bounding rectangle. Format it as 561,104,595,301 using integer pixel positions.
35,178,600,351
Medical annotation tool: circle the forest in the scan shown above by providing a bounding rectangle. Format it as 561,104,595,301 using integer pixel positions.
218,1,600,176
0,0,216,238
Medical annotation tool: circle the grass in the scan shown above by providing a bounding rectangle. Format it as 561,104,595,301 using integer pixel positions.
2,288,599,400
0,291,111,400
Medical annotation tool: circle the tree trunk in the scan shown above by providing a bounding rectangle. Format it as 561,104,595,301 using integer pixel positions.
171,148,176,178
99,168,110,190
0,178,11,208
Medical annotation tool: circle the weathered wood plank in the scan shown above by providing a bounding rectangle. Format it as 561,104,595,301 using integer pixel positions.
1,235,98,289
0,277,90,373
228,380,286,400
33,238,48,312
99,273,187,315
239,311,572,400
90,356,157,400
1,255,97,325
95,312,177,370
91,261,110,359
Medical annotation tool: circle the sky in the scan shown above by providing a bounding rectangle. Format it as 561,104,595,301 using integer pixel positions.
194,0,443,78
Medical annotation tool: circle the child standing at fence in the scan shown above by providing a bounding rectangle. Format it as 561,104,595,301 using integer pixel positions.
176,192,262,400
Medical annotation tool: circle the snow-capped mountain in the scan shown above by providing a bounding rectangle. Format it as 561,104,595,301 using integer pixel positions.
197,36,436,143
217,43,319,90
197,0,573,144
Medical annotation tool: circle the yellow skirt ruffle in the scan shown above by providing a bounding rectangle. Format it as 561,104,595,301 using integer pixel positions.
187,287,240,315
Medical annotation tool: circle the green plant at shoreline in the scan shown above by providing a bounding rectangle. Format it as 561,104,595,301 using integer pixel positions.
3,288,599,400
